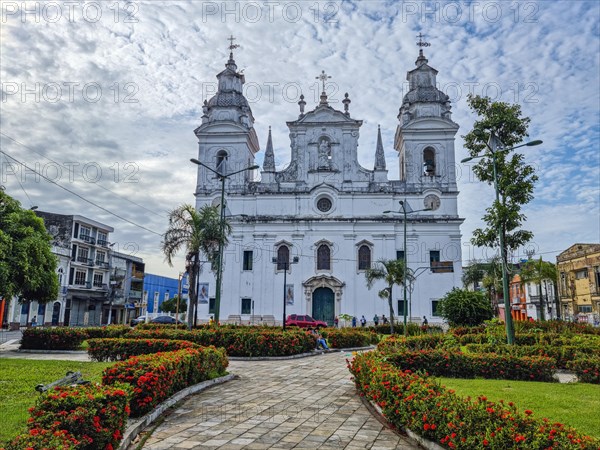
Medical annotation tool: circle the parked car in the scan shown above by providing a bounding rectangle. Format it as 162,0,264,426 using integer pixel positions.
285,314,328,329
150,315,184,325
130,315,147,326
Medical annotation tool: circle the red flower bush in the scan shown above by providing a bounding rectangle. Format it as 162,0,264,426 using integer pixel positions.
567,357,600,384
320,329,374,348
87,338,201,362
102,346,228,417
3,428,79,450
349,352,599,449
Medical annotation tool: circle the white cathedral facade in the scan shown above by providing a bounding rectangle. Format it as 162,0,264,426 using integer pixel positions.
192,47,463,325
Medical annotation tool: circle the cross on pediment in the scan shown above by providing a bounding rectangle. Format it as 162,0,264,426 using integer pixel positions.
316,70,332,93
417,32,431,48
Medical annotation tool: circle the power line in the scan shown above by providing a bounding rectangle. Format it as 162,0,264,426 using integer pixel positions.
1,150,163,236
0,132,166,219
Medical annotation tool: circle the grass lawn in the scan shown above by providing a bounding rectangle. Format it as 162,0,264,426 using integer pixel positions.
438,377,600,439
0,359,113,444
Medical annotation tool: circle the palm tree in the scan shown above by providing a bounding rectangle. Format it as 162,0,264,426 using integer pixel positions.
162,204,231,329
520,257,558,321
365,259,412,334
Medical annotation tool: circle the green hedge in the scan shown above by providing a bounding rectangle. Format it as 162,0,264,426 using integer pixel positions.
87,338,201,362
320,329,374,348
349,352,599,449
566,358,600,384
20,328,89,350
384,349,556,382
377,334,449,353
102,346,228,417
4,383,131,450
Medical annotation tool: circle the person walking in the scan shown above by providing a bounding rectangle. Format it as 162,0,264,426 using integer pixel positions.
373,314,379,326
334,316,339,328
382,314,388,324
422,315,428,326
360,315,367,327
351,316,357,327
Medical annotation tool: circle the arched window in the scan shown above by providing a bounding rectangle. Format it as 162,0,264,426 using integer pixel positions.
358,245,371,270
57,267,64,286
423,147,436,176
216,150,228,174
277,245,290,271
317,244,331,271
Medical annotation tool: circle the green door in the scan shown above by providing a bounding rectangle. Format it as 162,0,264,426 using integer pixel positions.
312,287,335,326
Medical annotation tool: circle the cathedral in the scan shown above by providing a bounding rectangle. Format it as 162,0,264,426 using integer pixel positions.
192,42,463,325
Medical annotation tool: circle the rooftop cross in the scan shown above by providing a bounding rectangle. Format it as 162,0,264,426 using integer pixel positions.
417,32,431,48
228,35,240,53
316,70,332,93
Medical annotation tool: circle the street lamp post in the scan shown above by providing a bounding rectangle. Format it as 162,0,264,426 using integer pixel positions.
461,132,542,344
384,200,431,336
190,158,258,325
272,256,299,331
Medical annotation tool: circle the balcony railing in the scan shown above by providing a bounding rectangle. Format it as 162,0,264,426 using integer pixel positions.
76,256,93,265
95,261,109,269
430,261,454,273
79,234,95,245
97,239,109,247
129,289,142,299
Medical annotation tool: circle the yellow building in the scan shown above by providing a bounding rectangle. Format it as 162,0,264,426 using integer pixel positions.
556,243,600,323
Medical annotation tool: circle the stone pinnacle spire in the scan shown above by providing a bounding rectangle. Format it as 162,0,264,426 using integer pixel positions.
374,125,386,170
263,126,275,172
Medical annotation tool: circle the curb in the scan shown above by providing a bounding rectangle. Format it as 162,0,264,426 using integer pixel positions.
17,349,88,354
228,346,373,361
118,373,236,450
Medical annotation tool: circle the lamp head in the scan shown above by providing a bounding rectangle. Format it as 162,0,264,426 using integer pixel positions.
526,140,543,146
249,165,259,170
383,210,392,214
461,156,474,163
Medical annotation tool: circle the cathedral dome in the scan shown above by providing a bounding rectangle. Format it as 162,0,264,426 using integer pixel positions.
207,91,250,109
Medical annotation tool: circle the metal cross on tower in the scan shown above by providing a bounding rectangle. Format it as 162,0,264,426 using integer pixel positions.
316,70,332,93
417,32,431,48
228,35,240,52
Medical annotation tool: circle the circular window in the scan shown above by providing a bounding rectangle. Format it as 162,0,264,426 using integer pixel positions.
317,197,332,212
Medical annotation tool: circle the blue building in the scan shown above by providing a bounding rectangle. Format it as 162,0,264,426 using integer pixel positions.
143,273,189,314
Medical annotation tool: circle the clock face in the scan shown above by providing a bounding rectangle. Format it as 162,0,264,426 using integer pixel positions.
424,194,441,211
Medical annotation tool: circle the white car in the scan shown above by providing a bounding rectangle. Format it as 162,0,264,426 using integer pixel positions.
130,315,147,326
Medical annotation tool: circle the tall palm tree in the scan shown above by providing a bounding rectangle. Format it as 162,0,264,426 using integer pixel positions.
162,204,231,329
365,259,412,334
520,257,558,321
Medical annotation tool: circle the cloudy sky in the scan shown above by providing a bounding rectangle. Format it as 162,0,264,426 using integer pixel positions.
1,0,599,278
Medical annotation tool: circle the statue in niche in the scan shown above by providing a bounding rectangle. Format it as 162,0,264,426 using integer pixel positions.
318,139,330,169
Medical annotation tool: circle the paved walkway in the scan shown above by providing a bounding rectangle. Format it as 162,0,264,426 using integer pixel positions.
135,352,419,450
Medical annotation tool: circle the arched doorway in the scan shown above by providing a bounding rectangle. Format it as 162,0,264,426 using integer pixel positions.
51,302,61,326
312,287,334,326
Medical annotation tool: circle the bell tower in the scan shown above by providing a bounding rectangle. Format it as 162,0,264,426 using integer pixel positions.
394,35,459,193
194,36,259,195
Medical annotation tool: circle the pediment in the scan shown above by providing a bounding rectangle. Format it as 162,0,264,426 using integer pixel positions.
289,106,362,125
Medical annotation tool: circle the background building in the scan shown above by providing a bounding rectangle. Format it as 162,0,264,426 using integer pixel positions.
106,251,145,325
143,273,188,317
192,47,463,325
557,243,600,324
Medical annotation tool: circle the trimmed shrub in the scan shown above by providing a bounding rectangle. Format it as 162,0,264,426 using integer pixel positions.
6,383,131,450
20,328,88,350
320,329,373,348
567,358,600,384
87,338,201,362
368,323,431,336
349,352,599,449
385,349,556,382
84,326,132,339
377,334,449,353
102,346,228,417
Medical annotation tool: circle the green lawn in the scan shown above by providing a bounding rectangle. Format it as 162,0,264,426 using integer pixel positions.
437,377,600,439
0,359,113,444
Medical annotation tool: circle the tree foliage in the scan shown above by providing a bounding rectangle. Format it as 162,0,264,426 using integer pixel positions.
161,204,231,329
159,295,187,314
0,190,58,303
463,95,538,253
438,287,494,327
365,259,413,334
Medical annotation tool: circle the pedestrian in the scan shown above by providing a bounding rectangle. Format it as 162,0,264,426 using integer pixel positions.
31,316,38,328
351,316,357,327
422,315,428,326
333,316,339,328
310,328,329,350
209,316,214,326
382,314,388,324
373,314,379,326
360,315,366,327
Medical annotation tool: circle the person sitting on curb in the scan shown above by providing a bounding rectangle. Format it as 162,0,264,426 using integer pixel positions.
310,328,329,351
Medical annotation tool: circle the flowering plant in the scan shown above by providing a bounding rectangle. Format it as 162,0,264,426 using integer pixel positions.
87,338,200,362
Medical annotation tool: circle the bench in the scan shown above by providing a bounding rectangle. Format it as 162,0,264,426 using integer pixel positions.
35,371,89,393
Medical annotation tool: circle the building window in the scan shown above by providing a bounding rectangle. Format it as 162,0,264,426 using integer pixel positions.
95,250,106,266
77,247,89,264
93,272,104,288
317,197,332,212
37,303,46,317
216,150,228,173
575,269,588,279
97,231,108,246
432,300,440,317
595,267,600,290
396,250,405,261
277,245,290,270
243,250,253,271
397,300,407,316
430,250,440,264
209,298,215,314
164,292,170,301
241,298,252,315
74,270,86,286
57,268,64,285
579,305,592,313
79,225,91,239
423,147,436,176
358,245,371,270
317,244,331,271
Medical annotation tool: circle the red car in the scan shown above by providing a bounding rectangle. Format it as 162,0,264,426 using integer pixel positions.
285,314,328,329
